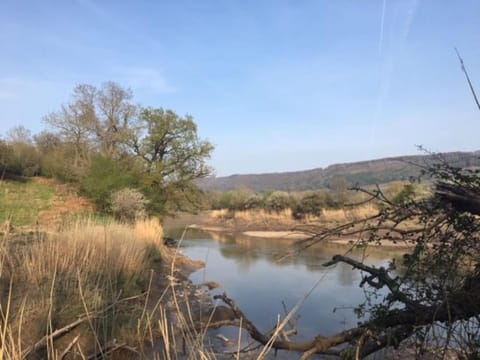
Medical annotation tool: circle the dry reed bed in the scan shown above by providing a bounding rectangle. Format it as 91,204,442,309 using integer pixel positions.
0,218,168,359
210,204,379,227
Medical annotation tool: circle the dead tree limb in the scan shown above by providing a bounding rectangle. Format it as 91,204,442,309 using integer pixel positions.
22,293,145,359
436,181,480,215
323,255,416,308
214,293,365,354
23,316,89,360
210,257,480,359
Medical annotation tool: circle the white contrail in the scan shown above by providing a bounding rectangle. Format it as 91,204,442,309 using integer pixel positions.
370,0,420,145
378,0,387,55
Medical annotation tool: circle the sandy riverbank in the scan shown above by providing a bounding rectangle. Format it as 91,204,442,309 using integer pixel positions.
188,225,413,248
164,210,414,249
242,230,310,239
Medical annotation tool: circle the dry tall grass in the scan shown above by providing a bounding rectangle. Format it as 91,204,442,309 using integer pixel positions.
0,216,325,359
314,203,378,224
0,217,166,359
210,204,378,227
210,208,296,227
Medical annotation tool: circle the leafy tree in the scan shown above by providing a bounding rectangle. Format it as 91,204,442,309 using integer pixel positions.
130,107,214,214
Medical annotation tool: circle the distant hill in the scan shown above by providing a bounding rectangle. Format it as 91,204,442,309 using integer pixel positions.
198,151,480,192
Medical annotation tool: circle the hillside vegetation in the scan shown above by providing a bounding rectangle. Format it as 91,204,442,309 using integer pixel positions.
0,177,213,359
0,82,213,218
0,177,93,228
198,151,480,192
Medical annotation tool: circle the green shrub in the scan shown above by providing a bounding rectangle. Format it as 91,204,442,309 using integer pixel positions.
80,155,138,212
293,191,327,219
38,146,77,182
243,194,264,210
392,183,416,205
264,191,292,213
0,140,40,177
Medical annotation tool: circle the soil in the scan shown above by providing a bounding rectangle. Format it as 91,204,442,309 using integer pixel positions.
34,177,95,230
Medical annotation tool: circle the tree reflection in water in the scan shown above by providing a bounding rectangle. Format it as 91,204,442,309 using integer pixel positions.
176,228,406,341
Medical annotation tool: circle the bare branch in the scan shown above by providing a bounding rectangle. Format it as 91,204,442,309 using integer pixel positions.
213,293,365,354
455,47,480,112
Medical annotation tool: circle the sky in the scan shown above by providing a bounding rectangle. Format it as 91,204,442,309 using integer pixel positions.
0,0,479,176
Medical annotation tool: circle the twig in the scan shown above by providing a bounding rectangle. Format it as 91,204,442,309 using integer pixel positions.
86,340,137,360
455,47,480,112
59,335,80,360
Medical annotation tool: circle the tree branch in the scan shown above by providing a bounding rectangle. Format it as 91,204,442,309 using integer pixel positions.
213,293,365,355
323,255,415,307
455,47,480,112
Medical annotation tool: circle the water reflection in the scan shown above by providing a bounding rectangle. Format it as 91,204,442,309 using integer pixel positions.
174,228,406,342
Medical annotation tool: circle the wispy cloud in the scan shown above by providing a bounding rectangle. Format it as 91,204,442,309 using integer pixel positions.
115,66,177,93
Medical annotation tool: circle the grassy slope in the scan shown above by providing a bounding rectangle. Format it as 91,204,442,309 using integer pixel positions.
0,177,94,228
0,177,56,226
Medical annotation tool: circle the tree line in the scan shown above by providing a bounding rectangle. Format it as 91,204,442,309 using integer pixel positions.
0,81,214,218
206,181,417,219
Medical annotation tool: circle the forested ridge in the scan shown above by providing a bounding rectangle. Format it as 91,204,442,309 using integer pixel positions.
198,151,480,192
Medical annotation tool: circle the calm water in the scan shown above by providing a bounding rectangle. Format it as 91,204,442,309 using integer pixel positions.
173,228,405,343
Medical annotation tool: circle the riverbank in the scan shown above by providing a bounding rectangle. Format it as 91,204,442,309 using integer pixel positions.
165,205,378,232
0,217,233,359
176,226,439,359
165,207,414,249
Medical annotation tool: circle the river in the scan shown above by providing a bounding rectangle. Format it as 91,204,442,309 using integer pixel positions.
170,227,406,351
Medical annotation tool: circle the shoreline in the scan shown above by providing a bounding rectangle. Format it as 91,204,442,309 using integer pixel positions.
187,224,413,249
164,210,414,249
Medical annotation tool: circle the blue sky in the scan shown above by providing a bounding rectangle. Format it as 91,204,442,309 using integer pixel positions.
1,0,479,176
